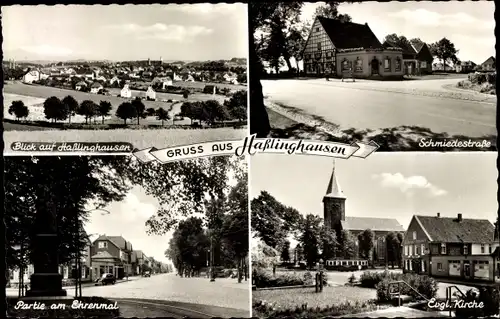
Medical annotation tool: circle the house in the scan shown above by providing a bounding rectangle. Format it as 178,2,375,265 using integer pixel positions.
109,76,121,86
480,56,495,71
23,70,41,83
120,84,132,98
152,76,173,89
75,81,88,91
203,85,217,95
223,72,237,83
185,74,195,82
146,86,156,100
302,17,404,78
90,82,103,94
132,250,149,275
456,61,477,73
173,72,183,81
323,161,404,264
90,235,134,280
410,40,433,75
403,213,500,282
432,58,454,71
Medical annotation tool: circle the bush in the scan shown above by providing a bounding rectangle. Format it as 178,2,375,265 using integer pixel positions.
375,273,437,302
253,267,316,288
455,287,500,318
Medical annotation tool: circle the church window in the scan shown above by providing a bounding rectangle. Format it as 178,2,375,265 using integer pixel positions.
384,57,391,71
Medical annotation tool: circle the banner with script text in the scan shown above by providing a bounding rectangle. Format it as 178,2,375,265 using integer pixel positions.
132,135,379,164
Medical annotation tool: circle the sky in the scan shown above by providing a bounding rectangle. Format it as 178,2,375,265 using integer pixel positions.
302,1,495,63
84,185,173,264
270,1,494,71
2,4,248,61
250,152,498,232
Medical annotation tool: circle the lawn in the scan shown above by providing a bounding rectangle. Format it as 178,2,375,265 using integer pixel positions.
4,127,247,151
253,286,377,310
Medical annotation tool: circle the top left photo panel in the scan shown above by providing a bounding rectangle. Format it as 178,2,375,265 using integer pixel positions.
3,4,248,156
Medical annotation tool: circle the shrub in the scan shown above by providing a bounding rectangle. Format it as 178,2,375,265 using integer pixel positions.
375,273,437,302
253,267,314,288
455,287,500,318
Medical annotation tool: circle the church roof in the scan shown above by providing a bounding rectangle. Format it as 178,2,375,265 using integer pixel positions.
317,17,382,50
324,161,346,199
342,217,404,233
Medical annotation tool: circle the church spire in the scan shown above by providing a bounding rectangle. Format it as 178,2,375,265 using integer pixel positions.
324,160,346,199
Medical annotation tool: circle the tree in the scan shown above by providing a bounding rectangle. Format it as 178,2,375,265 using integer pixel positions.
224,90,247,122
429,37,459,71
280,240,291,263
320,226,337,261
396,232,404,268
98,101,112,124
62,95,79,125
294,243,304,264
183,90,189,99
145,107,156,117
383,33,412,50
358,229,375,266
116,102,137,125
204,100,230,124
300,214,322,268
131,97,146,125
8,100,29,121
78,100,98,125
338,230,357,259
43,96,68,123
155,107,170,126
386,232,401,269
314,1,352,22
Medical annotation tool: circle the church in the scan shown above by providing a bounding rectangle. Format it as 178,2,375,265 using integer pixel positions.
302,16,405,79
323,161,405,264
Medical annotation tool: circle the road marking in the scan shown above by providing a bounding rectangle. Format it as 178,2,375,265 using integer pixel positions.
115,299,216,318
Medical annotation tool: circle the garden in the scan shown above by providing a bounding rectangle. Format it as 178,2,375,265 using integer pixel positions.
457,72,496,95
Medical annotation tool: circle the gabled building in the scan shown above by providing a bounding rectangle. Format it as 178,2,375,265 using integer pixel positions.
481,56,496,71
403,213,500,282
120,84,132,98
75,81,88,91
455,61,477,73
146,86,156,100
410,40,433,75
90,82,104,94
323,160,405,263
91,235,134,280
302,16,404,78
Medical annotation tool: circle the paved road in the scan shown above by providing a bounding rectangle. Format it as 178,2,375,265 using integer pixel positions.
262,79,495,138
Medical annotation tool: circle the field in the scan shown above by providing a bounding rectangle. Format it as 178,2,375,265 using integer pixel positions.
4,127,247,151
171,80,247,91
3,82,232,126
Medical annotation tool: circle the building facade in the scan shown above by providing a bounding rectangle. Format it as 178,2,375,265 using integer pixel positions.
403,213,500,282
302,17,404,78
120,84,132,98
481,56,496,71
323,161,405,264
91,235,134,280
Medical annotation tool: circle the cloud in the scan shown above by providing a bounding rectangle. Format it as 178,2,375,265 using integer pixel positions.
388,9,493,29
19,44,73,56
174,3,244,16
372,173,447,197
116,193,157,222
103,23,213,42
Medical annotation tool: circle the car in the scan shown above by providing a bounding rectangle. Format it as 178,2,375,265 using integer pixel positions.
95,273,116,286
143,271,151,277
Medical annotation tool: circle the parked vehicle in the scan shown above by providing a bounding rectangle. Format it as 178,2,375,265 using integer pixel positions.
95,273,116,286
143,271,151,277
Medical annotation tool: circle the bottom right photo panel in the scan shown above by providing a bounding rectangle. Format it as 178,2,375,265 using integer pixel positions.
250,152,497,318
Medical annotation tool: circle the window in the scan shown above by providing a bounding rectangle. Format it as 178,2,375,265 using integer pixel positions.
481,245,485,254
326,51,331,58
341,59,350,71
384,57,391,71
355,58,363,72
437,263,443,271
421,244,426,255
413,231,417,240
98,241,108,249
441,243,446,254
464,245,468,255
416,245,420,255
315,27,320,32
409,245,413,256
317,42,322,51
395,58,402,71
404,245,408,256
421,61,427,68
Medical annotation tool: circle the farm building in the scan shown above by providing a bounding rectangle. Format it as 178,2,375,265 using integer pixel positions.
173,73,183,81
90,82,104,94
22,70,49,83
185,74,195,82
146,87,156,100
120,84,132,98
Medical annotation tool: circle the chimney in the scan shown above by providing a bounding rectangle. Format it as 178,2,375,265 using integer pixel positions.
437,212,440,217
365,22,368,26
457,213,462,222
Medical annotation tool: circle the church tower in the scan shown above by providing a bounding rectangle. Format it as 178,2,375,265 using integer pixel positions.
323,160,346,235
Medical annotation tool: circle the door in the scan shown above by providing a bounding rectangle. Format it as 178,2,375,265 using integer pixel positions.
464,262,471,279
371,59,379,75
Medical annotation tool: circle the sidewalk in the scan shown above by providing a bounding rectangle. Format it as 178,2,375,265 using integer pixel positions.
340,306,448,318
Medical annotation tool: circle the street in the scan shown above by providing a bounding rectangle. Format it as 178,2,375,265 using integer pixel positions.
7,274,250,318
262,78,496,138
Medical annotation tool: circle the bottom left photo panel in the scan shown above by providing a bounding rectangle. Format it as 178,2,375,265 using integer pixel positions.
5,155,250,318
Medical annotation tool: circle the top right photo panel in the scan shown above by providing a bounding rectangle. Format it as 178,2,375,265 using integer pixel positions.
249,1,496,152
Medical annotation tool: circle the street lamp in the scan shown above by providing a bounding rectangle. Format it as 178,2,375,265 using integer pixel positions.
76,208,111,297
